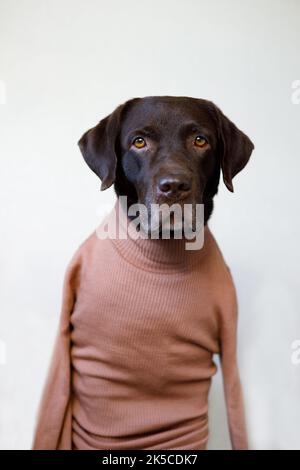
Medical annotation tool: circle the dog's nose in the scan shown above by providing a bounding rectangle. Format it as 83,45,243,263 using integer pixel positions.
157,176,191,199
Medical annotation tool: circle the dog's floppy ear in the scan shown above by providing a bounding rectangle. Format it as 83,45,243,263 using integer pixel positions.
78,103,125,191
214,105,254,192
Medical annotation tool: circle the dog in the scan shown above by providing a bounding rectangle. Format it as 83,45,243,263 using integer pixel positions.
79,96,253,228
33,96,254,450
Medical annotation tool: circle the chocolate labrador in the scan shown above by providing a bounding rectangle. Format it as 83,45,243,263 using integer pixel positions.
78,96,254,228
33,96,254,450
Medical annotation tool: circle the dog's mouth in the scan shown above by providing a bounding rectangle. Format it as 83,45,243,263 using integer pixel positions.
136,198,203,238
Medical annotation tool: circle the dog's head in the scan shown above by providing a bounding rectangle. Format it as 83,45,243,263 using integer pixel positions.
78,96,254,231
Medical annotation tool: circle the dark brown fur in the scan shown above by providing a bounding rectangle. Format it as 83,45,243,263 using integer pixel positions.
78,96,254,225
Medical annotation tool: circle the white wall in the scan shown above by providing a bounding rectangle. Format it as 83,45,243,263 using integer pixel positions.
0,0,299,450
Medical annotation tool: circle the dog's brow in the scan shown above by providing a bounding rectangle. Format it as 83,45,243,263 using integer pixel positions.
127,127,158,142
180,122,210,136
178,123,214,143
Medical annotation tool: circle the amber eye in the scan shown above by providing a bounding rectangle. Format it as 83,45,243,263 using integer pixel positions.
194,135,208,148
132,137,146,149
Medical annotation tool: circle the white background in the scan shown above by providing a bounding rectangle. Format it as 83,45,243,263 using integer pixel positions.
0,0,300,450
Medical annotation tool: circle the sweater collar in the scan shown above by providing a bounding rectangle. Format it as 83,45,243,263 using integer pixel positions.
105,200,208,273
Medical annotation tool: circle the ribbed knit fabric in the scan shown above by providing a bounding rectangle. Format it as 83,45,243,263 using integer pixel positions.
32,202,247,450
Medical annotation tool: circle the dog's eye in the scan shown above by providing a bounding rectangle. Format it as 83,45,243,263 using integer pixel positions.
132,137,146,149
194,135,208,148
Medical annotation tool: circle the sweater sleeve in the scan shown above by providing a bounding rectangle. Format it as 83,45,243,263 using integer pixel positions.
219,278,248,450
32,251,81,450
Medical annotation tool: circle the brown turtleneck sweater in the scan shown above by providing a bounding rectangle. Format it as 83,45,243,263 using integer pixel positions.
32,203,247,450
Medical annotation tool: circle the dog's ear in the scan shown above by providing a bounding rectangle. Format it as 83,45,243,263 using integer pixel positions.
78,103,125,191
214,105,254,192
